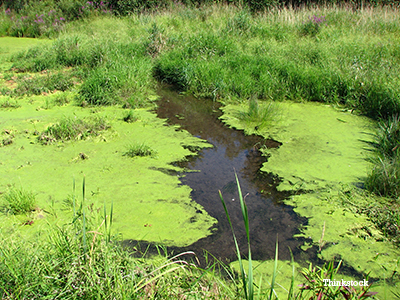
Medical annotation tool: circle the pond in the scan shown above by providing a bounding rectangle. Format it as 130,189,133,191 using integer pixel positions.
124,87,313,265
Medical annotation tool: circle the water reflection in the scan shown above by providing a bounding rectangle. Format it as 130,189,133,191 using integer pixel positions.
151,87,308,264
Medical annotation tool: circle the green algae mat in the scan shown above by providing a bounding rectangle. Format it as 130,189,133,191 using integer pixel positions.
0,37,215,246
222,101,400,294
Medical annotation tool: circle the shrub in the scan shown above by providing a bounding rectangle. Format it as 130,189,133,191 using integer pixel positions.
2,187,36,214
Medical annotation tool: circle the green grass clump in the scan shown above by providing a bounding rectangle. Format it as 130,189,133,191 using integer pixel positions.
123,109,138,123
12,72,74,96
38,116,110,144
236,99,279,130
123,143,157,158
2,187,36,214
366,115,400,199
0,99,20,109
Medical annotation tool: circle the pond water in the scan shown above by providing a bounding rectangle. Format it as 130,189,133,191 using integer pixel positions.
151,87,312,264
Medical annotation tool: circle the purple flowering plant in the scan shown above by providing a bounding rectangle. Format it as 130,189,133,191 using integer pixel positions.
300,14,327,37
4,7,67,38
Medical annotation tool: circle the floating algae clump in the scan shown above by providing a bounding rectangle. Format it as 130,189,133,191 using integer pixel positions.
221,101,373,191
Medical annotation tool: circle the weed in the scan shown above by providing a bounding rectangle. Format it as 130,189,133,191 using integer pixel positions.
366,115,400,199
2,187,36,214
12,72,73,96
146,22,168,57
38,116,110,144
123,109,138,123
0,99,20,109
123,143,157,158
52,92,70,106
299,15,327,37
236,98,279,130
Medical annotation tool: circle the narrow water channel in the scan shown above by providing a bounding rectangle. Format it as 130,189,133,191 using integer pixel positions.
151,87,311,264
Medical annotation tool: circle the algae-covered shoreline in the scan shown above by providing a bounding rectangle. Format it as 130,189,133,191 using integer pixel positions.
221,101,400,293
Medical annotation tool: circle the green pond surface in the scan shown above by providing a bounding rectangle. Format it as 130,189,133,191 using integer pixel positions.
0,37,215,247
222,102,399,294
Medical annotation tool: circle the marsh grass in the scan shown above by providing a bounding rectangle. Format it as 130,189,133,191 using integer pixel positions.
0,179,236,299
0,99,20,109
366,115,400,199
123,109,139,123
12,72,73,96
2,187,36,215
52,92,70,106
236,99,280,130
38,116,110,144
123,142,157,158
296,261,376,299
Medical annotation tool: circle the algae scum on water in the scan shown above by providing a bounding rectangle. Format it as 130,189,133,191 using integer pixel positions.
0,37,215,247
222,101,399,291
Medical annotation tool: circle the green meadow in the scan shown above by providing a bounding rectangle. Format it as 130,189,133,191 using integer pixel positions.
1,1,400,298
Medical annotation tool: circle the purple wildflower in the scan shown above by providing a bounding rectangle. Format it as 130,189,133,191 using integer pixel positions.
60,17,65,21
5,8,11,15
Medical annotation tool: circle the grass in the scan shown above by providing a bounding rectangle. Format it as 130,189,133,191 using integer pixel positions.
1,187,36,215
236,99,280,131
123,142,157,158
123,109,139,123
0,179,237,299
0,99,20,109
38,116,110,144
366,115,400,199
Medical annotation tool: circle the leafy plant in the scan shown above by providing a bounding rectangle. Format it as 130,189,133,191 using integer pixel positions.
2,187,36,214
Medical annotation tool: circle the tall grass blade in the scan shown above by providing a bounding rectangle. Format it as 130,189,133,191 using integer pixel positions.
104,200,108,244
73,177,76,218
219,190,248,299
235,172,253,300
287,248,295,300
109,199,113,243
269,239,279,300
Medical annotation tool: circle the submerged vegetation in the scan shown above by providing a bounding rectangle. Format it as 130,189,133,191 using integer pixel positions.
1,0,400,298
